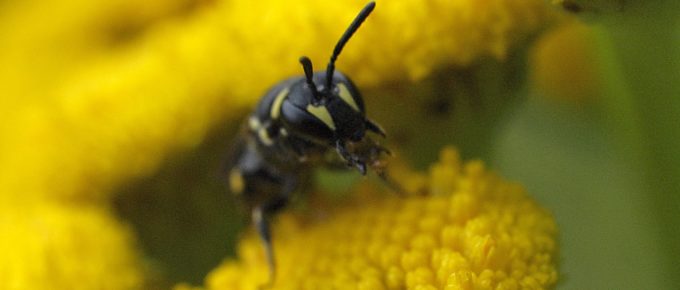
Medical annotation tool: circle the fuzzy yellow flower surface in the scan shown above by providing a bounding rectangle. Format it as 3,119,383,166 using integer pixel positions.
200,148,558,290
0,203,144,290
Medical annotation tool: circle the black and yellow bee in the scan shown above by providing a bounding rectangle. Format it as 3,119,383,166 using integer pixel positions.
225,1,388,282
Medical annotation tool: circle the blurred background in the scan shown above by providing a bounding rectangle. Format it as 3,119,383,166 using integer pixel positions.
0,0,678,289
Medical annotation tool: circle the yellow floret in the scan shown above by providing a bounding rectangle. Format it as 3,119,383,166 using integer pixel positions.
193,147,558,290
0,202,145,290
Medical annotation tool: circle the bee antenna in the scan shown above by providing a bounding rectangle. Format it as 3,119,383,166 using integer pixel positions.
325,1,376,91
299,56,320,102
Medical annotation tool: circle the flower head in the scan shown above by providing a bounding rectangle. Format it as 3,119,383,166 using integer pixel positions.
530,18,601,104
0,202,144,289
198,148,558,290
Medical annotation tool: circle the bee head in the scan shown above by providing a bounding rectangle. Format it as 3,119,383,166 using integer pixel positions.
278,2,386,173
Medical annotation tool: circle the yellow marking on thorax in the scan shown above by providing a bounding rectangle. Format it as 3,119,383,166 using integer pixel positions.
337,83,360,112
228,169,245,195
251,116,274,145
270,87,290,119
306,105,336,130
248,116,261,131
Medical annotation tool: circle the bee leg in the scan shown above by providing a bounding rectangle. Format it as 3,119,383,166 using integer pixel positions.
335,140,367,174
252,177,296,287
376,170,409,196
365,119,386,137
252,196,287,287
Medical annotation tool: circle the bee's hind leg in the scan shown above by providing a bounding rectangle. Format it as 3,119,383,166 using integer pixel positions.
251,177,296,288
251,203,280,287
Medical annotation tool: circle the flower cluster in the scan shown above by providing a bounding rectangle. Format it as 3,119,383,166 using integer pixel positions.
0,202,143,289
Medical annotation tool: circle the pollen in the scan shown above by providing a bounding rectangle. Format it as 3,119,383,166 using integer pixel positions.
193,147,558,290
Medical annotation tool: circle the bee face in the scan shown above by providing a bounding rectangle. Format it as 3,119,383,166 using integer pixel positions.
279,71,368,145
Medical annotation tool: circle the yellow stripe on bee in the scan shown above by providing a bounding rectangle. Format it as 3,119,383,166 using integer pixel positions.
337,83,360,112
228,169,245,195
270,87,290,119
257,128,274,146
306,105,336,130
248,116,261,130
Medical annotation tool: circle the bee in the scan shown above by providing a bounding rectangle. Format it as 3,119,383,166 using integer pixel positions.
225,1,388,282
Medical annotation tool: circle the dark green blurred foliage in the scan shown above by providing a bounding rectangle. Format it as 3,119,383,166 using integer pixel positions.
495,1,680,289
364,53,529,167
114,120,243,287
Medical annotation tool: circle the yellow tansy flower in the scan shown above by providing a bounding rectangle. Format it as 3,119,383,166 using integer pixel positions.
0,202,144,290
530,18,601,104
195,148,558,290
